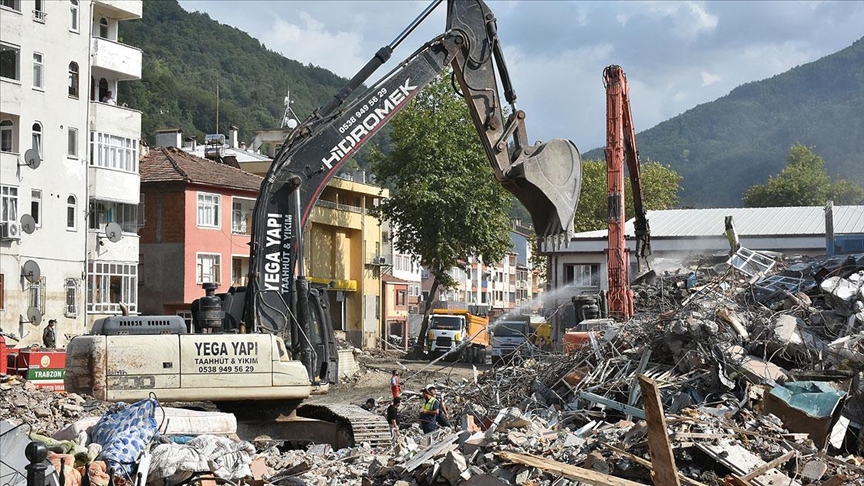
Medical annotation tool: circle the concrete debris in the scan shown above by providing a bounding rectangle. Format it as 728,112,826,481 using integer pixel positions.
5,251,864,485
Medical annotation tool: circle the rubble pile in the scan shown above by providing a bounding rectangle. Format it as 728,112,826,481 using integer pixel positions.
0,375,110,433
4,250,864,485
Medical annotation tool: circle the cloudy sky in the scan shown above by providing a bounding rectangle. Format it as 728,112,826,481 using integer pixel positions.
178,0,864,151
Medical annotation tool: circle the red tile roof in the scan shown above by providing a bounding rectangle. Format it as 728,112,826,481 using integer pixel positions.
140,147,263,192
382,274,414,284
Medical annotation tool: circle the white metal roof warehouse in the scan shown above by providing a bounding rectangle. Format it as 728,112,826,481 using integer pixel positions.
541,205,864,294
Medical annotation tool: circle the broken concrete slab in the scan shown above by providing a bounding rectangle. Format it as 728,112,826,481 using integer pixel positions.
440,450,469,485
696,439,801,486
725,345,789,384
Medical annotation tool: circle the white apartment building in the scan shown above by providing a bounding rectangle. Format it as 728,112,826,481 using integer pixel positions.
423,224,539,316
0,0,142,346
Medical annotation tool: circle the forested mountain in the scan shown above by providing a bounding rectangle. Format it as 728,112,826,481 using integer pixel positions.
118,0,351,146
121,1,862,208
583,38,864,207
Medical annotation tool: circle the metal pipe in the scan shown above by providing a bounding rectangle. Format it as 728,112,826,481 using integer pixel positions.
388,0,444,49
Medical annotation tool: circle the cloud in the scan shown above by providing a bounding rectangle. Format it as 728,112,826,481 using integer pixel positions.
615,1,718,40
701,71,720,86
260,12,366,74
176,0,864,149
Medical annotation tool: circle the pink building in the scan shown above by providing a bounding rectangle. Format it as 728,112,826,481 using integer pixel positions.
138,147,262,325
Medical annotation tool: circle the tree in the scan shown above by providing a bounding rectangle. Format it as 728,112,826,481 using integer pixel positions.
743,144,864,207
369,75,512,356
573,158,682,232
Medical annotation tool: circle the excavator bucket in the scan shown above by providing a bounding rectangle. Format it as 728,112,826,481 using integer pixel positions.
507,138,582,237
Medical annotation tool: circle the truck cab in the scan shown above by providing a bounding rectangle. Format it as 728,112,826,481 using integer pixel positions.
491,318,533,363
427,309,489,363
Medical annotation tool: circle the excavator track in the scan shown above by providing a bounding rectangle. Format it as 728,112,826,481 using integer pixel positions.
298,404,392,449
224,401,392,450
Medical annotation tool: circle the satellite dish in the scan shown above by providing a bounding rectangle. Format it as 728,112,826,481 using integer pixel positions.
23,260,41,283
20,214,36,234
21,148,42,170
286,118,298,129
105,222,123,243
26,306,42,326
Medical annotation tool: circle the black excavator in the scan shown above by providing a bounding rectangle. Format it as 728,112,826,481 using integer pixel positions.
65,0,583,449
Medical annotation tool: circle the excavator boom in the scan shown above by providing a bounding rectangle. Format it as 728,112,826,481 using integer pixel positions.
603,65,651,321
246,0,583,378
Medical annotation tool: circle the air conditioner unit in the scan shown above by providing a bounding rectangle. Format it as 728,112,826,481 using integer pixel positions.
0,222,22,240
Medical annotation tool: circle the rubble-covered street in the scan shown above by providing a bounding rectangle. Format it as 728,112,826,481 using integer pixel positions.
4,251,864,486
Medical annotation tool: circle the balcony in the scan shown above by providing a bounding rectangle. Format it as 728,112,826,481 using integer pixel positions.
89,102,141,139
0,79,22,114
0,151,20,186
310,200,364,229
88,166,140,204
90,37,142,80
0,5,22,44
92,0,142,20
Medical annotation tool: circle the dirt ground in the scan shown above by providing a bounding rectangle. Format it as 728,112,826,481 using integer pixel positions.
305,350,491,407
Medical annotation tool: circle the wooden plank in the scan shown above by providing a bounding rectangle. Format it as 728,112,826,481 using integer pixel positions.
818,477,847,486
696,440,802,486
603,444,710,486
403,433,459,472
638,374,681,486
722,476,752,486
741,450,796,481
496,451,644,486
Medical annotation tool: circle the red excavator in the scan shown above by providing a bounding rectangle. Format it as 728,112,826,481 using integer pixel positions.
603,65,651,320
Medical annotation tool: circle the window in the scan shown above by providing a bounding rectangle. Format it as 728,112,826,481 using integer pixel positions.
88,261,137,313
0,274,4,310
137,194,145,227
89,131,138,172
197,192,221,228
33,0,45,21
29,276,45,315
197,253,221,284
0,120,12,152
31,122,41,156
68,62,78,97
99,18,108,38
0,43,20,81
31,189,41,226
231,200,246,234
176,310,193,333
66,195,76,229
69,0,79,32
231,258,247,286
98,77,108,101
564,263,600,288
396,290,406,307
89,199,137,232
67,127,77,157
0,185,18,223
32,52,43,89
65,278,79,317
0,0,20,12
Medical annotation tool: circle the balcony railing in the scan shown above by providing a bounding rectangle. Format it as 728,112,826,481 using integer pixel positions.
231,211,251,235
90,36,142,81
32,9,46,22
316,199,364,214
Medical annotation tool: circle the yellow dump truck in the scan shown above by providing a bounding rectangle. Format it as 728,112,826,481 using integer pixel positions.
530,315,552,347
427,309,489,363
